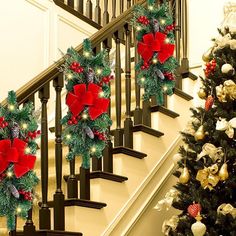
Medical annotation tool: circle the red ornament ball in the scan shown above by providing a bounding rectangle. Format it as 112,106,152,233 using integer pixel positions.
188,203,202,218
205,95,214,111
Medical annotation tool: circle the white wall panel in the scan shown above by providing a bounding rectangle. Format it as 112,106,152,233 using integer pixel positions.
0,0,97,101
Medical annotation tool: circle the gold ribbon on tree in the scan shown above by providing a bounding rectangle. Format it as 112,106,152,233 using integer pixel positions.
197,143,224,162
216,80,236,102
217,203,236,218
216,117,236,138
196,164,220,190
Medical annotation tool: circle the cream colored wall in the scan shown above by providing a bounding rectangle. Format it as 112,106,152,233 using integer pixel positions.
188,0,236,66
0,0,97,101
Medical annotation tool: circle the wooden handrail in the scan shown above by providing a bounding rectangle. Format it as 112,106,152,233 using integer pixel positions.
1,0,146,107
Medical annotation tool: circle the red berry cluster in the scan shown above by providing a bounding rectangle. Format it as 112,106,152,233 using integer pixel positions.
164,72,175,81
0,117,8,128
25,130,40,142
68,115,80,125
204,59,216,77
99,75,114,86
70,62,84,74
93,130,106,141
137,16,150,25
165,23,175,33
141,61,150,70
0,173,6,181
19,190,32,201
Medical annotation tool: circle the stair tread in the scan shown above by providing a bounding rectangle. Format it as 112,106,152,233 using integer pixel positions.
150,105,179,118
16,230,82,236
132,124,164,137
112,146,147,159
173,88,193,101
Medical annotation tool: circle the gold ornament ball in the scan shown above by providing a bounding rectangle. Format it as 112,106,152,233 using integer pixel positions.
198,88,207,99
194,125,205,141
179,167,190,184
219,163,229,181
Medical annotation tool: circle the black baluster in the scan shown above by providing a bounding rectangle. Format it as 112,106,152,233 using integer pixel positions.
133,29,142,125
113,31,123,147
9,216,17,236
175,0,182,89
102,38,113,173
120,0,124,14
127,0,131,8
68,0,74,8
80,167,90,200
23,95,36,236
111,0,116,20
103,0,109,25
53,74,65,230
39,84,51,230
78,0,83,14
23,209,36,236
86,0,92,20
142,100,151,127
95,0,101,25
67,158,78,198
124,24,133,149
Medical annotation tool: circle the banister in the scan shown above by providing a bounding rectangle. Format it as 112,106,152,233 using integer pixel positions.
1,0,146,107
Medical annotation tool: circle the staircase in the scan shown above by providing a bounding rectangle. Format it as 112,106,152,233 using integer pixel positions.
0,0,201,235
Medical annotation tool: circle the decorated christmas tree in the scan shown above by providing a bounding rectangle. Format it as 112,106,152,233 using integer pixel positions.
61,39,112,168
0,91,39,231
131,0,177,104
158,28,236,236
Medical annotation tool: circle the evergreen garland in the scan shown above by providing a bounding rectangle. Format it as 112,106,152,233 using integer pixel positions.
62,39,112,168
0,91,39,231
131,0,178,104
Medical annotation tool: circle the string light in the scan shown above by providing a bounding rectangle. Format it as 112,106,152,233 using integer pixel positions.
8,105,15,111
137,26,142,31
66,134,71,140
25,147,31,154
148,5,154,10
82,113,88,119
16,207,22,213
140,77,145,83
99,91,104,97
96,69,102,75
165,38,170,43
163,86,168,92
84,51,90,57
160,19,166,25
91,147,96,153
7,171,13,178
67,73,73,80
152,58,158,64
22,123,28,129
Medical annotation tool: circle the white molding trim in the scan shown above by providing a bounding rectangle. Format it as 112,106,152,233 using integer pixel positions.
102,134,182,236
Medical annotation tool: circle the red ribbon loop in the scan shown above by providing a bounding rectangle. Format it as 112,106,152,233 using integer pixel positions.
66,83,110,120
0,138,36,178
137,32,175,64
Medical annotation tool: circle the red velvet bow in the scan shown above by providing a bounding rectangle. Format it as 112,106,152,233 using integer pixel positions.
66,83,110,120
137,32,175,64
0,138,36,178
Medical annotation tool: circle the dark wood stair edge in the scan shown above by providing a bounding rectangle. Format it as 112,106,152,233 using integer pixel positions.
64,171,128,182
112,146,147,159
132,124,164,137
16,230,82,236
43,198,106,209
150,105,179,118
173,88,193,101
53,0,102,30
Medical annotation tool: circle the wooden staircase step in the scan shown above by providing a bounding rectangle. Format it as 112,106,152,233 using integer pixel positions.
173,88,193,100
64,171,128,183
132,124,164,137
17,230,82,236
150,106,179,118
112,146,147,159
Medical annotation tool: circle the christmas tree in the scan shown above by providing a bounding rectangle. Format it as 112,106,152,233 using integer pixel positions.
131,0,177,104
61,39,112,168
159,28,236,236
0,91,39,231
